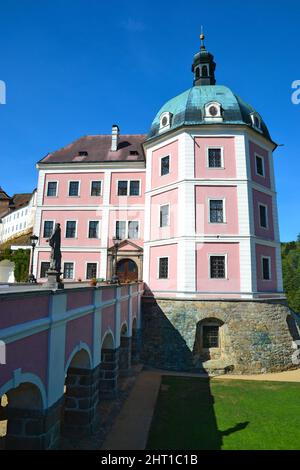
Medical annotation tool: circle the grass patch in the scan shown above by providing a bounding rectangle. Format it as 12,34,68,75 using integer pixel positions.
147,376,300,450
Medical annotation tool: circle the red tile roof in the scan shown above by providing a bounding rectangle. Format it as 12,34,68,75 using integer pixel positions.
39,134,147,164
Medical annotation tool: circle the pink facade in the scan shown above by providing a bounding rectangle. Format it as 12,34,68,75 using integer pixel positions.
196,243,240,293
255,244,277,292
194,137,236,179
110,172,145,205
108,209,144,247
37,251,101,280
252,189,274,240
149,244,178,291
150,188,178,240
195,185,239,235
249,141,271,188
65,315,93,365
101,305,116,337
151,140,179,189
0,295,49,329
43,172,104,205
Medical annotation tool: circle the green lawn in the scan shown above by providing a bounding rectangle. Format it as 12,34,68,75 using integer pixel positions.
147,376,300,450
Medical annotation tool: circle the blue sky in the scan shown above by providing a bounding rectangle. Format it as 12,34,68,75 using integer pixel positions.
0,0,299,241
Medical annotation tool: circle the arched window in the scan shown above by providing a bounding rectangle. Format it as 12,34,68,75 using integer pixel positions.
195,67,200,79
201,65,208,77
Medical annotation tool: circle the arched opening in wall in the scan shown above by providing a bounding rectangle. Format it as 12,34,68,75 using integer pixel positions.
193,318,225,367
201,65,208,77
63,349,98,437
100,332,118,399
119,323,132,376
1,382,46,450
116,259,138,283
0,394,8,450
195,67,200,79
131,318,139,365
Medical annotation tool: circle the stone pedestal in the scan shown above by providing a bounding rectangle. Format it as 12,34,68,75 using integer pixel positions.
119,336,132,376
4,398,63,450
99,348,119,398
63,365,100,437
45,270,64,290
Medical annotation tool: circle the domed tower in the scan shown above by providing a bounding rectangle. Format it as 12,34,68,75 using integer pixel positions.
141,35,297,374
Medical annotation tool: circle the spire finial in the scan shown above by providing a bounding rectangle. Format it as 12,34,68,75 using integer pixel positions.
200,26,205,49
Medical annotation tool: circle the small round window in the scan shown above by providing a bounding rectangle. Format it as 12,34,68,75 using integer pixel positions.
161,116,168,127
209,105,218,117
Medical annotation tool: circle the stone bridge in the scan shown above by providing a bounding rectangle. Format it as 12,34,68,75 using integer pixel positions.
0,283,143,449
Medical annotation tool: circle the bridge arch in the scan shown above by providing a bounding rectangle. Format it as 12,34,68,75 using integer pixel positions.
65,342,93,373
0,371,47,409
101,329,115,350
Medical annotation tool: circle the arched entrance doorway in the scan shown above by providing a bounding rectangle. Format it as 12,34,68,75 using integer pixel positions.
116,258,138,282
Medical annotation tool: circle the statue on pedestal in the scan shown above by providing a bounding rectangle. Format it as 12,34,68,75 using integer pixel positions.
46,223,64,289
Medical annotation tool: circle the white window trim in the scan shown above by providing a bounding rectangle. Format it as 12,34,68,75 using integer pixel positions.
258,203,269,230
255,153,265,178
157,256,169,280
127,220,140,240
261,256,272,281
159,154,171,177
204,101,223,121
116,179,141,196
208,198,226,224
65,219,78,239
87,220,100,239
63,261,75,280
42,219,55,238
39,260,51,279
85,261,99,280
115,220,140,240
159,203,170,228
206,146,224,169
250,113,262,131
208,253,228,280
90,180,103,197
46,180,59,198
68,180,81,197
159,112,172,132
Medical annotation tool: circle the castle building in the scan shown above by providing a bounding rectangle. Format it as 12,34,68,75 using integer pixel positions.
33,36,299,374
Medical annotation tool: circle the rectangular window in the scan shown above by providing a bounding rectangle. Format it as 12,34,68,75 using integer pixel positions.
160,156,170,176
128,221,139,239
208,148,222,168
91,181,102,196
159,257,168,279
210,256,226,279
256,155,265,177
43,220,54,238
129,180,140,196
47,181,57,197
160,205,169,227
262,257,271,280
118,181,128,196
40,262,50,278
209,200,224,223
116,221,126,240
66,221,77,238
259,204,268,228
63,262,74,279
88,221,99,238
69,181,79,196
86,263,97,279
203,325,219,348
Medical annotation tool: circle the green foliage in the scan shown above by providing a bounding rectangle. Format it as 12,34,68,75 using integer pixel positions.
0,248,30,282
281,239,300,313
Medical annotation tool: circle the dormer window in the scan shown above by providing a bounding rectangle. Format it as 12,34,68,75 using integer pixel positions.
204,101,223,122
159,112,172,133
251,113,262,131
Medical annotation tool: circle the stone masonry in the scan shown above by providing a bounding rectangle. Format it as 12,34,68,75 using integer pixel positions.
99,348,119,398
63,365,99,437
141,297,300,374
119,337,132,376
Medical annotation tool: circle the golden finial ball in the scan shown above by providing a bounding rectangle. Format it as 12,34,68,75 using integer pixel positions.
200,33,205,41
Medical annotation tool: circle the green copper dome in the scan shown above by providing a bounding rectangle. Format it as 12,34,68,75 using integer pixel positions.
147,85,271,141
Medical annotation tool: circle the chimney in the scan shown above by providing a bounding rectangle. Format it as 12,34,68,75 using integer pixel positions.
111,124,119,151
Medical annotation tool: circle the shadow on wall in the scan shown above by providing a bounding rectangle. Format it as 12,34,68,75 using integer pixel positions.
147,375,249,450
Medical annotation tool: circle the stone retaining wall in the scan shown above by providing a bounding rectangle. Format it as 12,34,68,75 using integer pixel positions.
141,297,300,374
